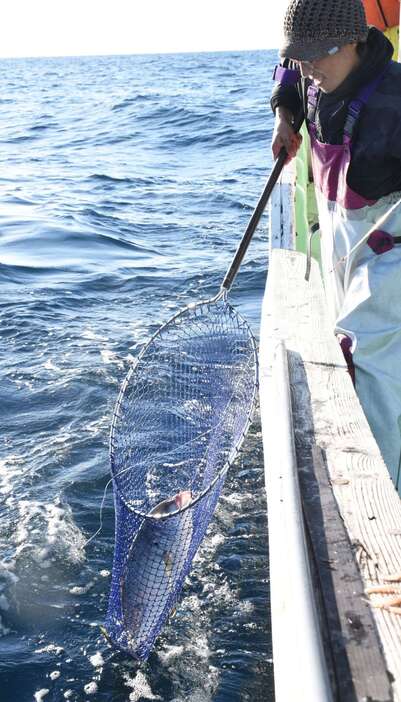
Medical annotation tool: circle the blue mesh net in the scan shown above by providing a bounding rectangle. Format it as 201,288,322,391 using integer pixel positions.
105,296,258,659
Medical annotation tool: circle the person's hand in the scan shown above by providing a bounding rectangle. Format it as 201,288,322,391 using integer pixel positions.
272,107,303,164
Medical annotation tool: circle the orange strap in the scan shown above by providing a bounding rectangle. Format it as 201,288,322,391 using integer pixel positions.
363,0,400,30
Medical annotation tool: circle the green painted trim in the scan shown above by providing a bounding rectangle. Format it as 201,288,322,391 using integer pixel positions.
295,126,321,261
294,124,309,254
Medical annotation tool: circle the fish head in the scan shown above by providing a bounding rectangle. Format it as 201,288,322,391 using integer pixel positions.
174,490,192,510
148,490,192,518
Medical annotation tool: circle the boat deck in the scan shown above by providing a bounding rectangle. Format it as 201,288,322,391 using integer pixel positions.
260,248,401,701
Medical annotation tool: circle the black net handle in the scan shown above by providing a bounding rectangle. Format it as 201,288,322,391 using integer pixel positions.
221,112,304,293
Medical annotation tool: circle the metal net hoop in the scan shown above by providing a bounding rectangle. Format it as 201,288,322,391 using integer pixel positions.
109,295,258,519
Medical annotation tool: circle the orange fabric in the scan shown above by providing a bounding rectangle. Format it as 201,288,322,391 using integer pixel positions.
363,0,400,30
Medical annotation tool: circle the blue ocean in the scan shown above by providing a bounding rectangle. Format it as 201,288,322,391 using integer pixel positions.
0,50,276,701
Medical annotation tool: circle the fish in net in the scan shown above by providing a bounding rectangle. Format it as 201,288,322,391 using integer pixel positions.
105,146,291,659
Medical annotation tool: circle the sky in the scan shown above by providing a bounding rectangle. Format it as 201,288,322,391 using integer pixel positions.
0,0,286,58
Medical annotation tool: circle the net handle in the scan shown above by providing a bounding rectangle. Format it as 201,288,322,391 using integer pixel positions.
221,111,304,293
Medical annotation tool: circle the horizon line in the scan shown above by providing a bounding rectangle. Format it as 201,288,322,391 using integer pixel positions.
0,46,279,61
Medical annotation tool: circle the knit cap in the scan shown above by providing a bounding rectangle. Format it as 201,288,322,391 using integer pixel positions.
280,0,369,61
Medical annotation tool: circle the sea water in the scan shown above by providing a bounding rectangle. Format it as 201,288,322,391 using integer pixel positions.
0,50,276,701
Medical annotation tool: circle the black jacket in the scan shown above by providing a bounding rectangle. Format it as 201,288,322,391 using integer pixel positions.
270,28,401,200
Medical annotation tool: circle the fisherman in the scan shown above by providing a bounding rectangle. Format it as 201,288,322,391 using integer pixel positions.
270,0,401,491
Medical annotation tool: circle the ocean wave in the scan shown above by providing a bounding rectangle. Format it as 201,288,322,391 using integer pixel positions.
0,262,81,284
87,173,175,187
0,134,40,144
140,104,220,129
1,222,163,269
159,124,270,151
112,94,156,111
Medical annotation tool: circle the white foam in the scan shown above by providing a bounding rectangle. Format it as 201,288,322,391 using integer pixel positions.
84,416,109,435
157,645,184,664
190,633,210,660
34,690,49,702
13,498,86,567
49,671,60,681
237,599,254,614
69,581,94,596
211,581,232,604
35,644,64,655
159,621,219,701
52,433,72,445
43,359,60,372
84,681,98,695
182,594,201,613
89,651,104,668
123,671,161,701
100,349,124,367
63,691,73,699
209,534,224,550
168,662,219,702
81,328,108,341
0,455,25,496
220,492,245,508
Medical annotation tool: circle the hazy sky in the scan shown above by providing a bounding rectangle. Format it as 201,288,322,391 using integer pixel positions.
0,0,286,58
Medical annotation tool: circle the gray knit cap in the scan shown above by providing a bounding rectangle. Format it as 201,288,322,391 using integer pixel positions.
280,0,369,61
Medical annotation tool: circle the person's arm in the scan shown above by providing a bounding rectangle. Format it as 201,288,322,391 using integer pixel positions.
270,60,304,163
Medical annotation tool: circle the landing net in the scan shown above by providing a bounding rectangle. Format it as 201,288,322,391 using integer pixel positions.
105,295,258,659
